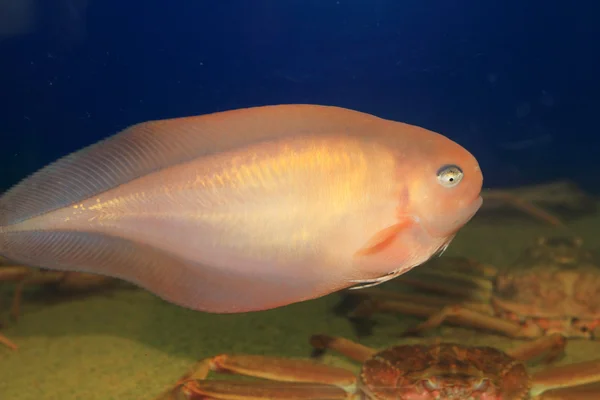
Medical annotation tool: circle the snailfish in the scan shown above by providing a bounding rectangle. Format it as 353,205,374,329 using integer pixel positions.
0,105,483,313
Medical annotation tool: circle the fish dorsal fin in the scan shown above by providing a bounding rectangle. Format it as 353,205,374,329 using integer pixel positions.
0,104,379,226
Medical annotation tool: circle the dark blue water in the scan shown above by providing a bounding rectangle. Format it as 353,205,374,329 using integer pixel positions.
1,1,598,193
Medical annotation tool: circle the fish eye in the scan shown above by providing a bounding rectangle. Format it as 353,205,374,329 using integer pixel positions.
436,164,463,188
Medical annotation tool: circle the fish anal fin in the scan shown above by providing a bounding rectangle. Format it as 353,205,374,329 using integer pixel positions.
0,229,311,313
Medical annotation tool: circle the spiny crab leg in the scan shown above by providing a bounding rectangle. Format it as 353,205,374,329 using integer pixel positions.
309,334,377,363
348,288,485,313
401,304,544,339
0,265,31,281
0,265,31,350
343,255,498,319
0,333,18,351
0,265,68,321
309,333,560,364
422,258,498,278
390,267,493,303
533,382,600,399
0,265,59,351
391,277,490,303
504,334,600,398
350,295,461,320
530,359,600,399
9,268,68,321
347,283,544,339
349,290,539,339
153,353,357,400
0,265,115,321
482,190,565,227
182,380,352,400
505,333,566,364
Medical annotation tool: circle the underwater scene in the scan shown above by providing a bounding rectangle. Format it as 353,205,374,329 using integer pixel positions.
1,1,599,399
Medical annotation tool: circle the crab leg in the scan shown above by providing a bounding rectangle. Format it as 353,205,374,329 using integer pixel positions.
347,288,483,314
351,296,455,319
390,259,495,302
155,354,356,400
309,334,377,363
0,333,18,351
0,266,71,321
183,380,352,400
416,257,498,278
506,333,566,364
392,274,491,302
0,265,31,281
482,190,565,226
347,290,531,338
533,382,600,399
2,267,115,321
0,266,29,350
9,269,69,321
401,304,544,338
530,359,600,398
346,285,546,339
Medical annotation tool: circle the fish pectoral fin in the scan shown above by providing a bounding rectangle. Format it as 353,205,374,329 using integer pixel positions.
354,219,415,257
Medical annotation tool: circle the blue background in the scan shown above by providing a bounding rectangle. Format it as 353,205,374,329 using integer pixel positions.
1,1,598,193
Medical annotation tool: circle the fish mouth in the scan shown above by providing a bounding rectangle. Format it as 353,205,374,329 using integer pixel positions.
471,195,484,213
460,194,484,224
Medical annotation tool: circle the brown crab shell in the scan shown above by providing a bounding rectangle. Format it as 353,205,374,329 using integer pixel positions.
493,260,600,320
489,236,600,339
358,343,530,399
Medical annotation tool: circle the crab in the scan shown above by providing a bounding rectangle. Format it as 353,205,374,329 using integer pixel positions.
341,235,600,343
153,333,600,399
0,262,117,350
0,265,116,320
481,180,596,223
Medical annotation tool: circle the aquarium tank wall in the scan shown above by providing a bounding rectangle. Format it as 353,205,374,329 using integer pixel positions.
1,1,599,400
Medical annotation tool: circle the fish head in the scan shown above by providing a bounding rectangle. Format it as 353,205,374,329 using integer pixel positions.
401,133,483,240
351,127,483,282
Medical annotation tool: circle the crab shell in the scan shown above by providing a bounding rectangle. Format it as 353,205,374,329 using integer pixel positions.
358,343,530,399
492,236,600,337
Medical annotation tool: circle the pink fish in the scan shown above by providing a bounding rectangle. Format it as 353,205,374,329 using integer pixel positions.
0,105,483,313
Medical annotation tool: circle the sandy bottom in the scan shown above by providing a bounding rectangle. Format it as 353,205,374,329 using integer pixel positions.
1,205,599,399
